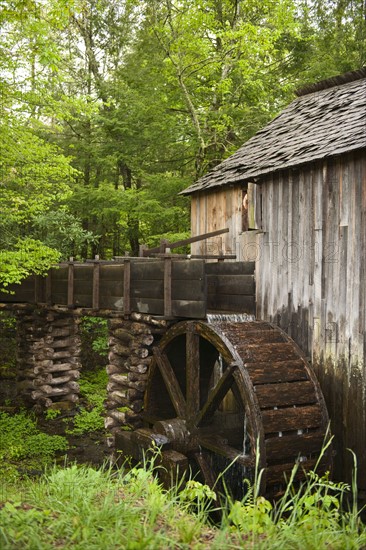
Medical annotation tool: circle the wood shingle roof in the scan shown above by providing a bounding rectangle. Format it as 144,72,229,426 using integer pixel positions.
181,68,366,195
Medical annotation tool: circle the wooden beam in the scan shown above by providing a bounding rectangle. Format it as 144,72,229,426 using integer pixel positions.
143,228,230,255
153,347,186,417
186,328,200,421
45,271,52,305
150,254,237,260
34,275,43,303
195,363,237,427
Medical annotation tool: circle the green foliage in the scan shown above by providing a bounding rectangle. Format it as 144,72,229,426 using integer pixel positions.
0,239,61,292
33,210,98,261
80,317,109,358
66,369,108,435
179,479,217,519
78,368,109,406
229,495,274,534
0,411,68,479
0,313,17,376
44,408,61,421
0,459,365,549
67,407,105,436
0,312,16,330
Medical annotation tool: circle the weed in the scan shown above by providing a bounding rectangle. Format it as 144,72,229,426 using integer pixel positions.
65,369,108,435
179,480,217,519
66,407,105,435
44,408,61,420
0,411,68,480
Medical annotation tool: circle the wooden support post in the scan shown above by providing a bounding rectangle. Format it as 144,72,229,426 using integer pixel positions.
123,259,131,317
164,256,172,317
92,256,100,309
67,258,74,308
159,239,169,254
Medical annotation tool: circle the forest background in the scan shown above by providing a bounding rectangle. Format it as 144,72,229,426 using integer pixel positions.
1,0,365,290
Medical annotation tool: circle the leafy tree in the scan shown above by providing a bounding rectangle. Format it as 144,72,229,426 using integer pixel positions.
0,0,88,288
294,1,366,84
1,0,365,276
145,0,301,175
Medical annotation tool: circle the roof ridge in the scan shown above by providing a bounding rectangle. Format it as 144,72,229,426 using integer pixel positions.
295,67,366,97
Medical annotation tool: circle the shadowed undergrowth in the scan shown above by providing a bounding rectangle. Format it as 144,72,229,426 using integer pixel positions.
0,450,365,550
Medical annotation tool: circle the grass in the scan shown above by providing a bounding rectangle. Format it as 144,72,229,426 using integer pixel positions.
0,451,365,549
0,410,68,481
0,406,364,548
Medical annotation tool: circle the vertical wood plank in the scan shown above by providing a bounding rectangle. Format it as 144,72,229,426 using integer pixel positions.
164,257,172,317
46,270,52,305
224,188,232,254
313,165,323,338
92,260,100,309
123,259,131,317
34,275,42,303
190,197,197,254
67,260,74,307
360,155,366,337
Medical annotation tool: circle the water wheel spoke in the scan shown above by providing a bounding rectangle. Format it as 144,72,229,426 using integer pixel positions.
196,434,254,467
195,362,238,428
153,347,186,417
186,328,200,420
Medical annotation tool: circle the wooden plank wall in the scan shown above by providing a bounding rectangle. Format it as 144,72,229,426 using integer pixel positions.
255,150,366,490
205,261,256,313
190,184,263,261
190,186,243,257
0,260,207,319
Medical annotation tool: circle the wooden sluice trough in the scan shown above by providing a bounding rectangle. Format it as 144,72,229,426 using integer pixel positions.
0,253,332,498
0,255,256,319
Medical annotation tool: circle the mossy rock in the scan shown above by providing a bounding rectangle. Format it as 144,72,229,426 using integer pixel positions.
0,364,17,378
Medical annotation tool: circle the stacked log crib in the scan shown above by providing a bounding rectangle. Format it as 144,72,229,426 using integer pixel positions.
105,313,172,445
16,307,81,409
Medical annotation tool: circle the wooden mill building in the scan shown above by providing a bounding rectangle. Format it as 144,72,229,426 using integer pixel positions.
181,68,366,490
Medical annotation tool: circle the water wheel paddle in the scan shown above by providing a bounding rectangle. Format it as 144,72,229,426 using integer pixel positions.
116,320,332,498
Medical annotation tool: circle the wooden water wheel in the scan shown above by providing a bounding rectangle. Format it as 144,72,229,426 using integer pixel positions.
116,320,331,498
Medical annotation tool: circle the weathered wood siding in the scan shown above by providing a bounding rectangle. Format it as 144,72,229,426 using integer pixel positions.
256,150,366,490
190,185,263,261
190,186,243,257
